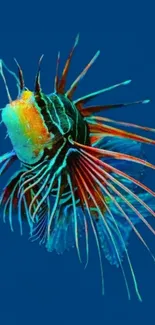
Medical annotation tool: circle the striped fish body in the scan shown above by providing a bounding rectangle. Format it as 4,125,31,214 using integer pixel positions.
42,93,90,145
1,35,155,301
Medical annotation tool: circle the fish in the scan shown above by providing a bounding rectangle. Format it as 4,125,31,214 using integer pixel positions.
1,34,155,300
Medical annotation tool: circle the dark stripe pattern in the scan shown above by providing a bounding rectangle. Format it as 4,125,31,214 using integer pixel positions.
35,92,90,148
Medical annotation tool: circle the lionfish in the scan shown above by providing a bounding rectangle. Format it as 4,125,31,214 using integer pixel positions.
0,34,155,300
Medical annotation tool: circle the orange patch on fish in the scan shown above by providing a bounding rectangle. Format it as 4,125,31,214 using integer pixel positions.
10,90,51,147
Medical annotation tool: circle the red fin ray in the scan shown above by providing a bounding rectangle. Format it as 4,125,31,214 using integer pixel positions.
78,148,155,197
72,155,133,298
79,152,155,229
78,99,150,117
71,159,106,218
1,171,23,207
66,50,100,99
57,34,79,94
69,138,155,170
54,52,60,92
78,152,155,248
87,115,155,133
88,122,155,145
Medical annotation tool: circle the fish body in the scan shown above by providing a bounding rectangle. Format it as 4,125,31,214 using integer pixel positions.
0,36,155,300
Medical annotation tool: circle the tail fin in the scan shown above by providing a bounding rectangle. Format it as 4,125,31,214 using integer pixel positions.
95,192,155,267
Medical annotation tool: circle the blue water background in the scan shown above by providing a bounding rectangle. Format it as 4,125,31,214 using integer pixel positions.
0,7,155,323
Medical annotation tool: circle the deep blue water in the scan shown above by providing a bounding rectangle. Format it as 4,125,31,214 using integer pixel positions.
0,10,155,324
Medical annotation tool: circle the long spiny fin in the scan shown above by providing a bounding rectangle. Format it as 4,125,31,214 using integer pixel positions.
88,122,155,145
34,54,44,93
79,154,155,229
74,80,131,105
78,157,148,301
76,159,132,300
86,115,155,133
14,58,25,91
0,60,12,102
66,50,100,99
67,172,82,263
72,161,105,295
47,175,62,240
54,51,60,92
0,59,21,97
79,99,150,116
57,34,79,94
79,149,155,197
69,138,155,170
